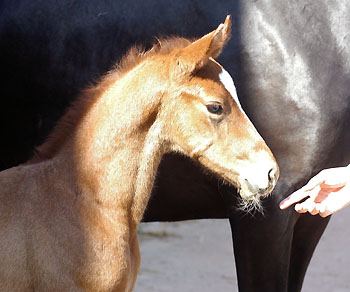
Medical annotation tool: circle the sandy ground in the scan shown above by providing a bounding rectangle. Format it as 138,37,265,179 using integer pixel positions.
135,209,350,291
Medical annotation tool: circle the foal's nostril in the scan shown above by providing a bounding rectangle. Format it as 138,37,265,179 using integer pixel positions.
268,168,276,183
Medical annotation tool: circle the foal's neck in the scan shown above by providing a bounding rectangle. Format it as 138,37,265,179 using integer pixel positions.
60,63,167,230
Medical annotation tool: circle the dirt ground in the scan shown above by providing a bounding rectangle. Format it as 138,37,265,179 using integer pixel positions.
135,209,350,291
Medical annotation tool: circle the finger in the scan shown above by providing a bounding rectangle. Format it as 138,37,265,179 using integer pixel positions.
306,201,317,214
320,182,347,190
302,174,325,192
309,207,319,215
310,167,348,189
295,203,308,213
279,190,310,209
316,203,327,214
319,209,332,217
280,185,322,209
295,199,317,214
315,199,332,217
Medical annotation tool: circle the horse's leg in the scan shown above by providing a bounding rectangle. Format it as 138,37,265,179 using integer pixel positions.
224,191,294,292
287,214,330,292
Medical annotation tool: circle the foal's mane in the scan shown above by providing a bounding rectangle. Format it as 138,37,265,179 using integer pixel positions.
30,37,191,163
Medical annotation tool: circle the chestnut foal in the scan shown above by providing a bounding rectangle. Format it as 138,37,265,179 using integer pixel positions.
0,16,278,291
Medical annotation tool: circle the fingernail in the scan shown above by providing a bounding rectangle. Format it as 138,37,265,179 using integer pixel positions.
280,198,288,206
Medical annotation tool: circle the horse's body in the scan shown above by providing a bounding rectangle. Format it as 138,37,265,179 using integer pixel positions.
0,19,279,291
1,1,349,291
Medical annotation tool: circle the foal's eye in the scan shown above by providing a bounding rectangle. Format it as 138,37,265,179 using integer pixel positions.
206,104,223,115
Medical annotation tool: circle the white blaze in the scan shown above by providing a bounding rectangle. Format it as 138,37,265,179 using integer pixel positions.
218,68,242,109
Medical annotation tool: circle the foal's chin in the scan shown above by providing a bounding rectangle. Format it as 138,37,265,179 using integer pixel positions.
223,176,273,214
236,187,274,214
213,174,264,214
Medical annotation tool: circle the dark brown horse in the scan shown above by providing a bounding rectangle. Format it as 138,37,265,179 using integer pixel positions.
1,1,349,291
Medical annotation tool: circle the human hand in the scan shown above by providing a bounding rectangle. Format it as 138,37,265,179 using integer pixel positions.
279,165,350,217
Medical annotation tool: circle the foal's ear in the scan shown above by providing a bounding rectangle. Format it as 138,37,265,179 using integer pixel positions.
175,15,231,75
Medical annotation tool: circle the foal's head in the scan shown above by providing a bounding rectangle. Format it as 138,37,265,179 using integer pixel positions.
154,16,279,203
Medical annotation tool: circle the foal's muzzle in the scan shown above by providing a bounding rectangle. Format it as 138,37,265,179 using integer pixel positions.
241,166,279,199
